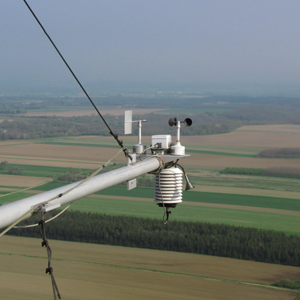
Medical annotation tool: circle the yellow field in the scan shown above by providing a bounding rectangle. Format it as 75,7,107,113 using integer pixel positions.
0,236,296,300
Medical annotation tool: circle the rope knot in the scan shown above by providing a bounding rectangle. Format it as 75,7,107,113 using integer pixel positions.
41,239,49,247
46,267,53,275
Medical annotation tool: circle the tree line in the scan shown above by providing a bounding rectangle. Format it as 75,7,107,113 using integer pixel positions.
257,148,300,158
0,113,240,140
8,211,300,267
221,167,300,179
2,95,300,140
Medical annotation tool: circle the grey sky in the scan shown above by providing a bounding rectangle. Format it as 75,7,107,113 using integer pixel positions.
1,0,300,94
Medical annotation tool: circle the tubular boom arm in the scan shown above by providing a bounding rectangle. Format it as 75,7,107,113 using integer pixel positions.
0,157,161,230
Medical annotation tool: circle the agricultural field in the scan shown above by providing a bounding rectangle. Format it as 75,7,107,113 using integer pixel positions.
1,123,300,299
1,186,300,235
0,124,300,235
0,235,297,300
1,124,300,170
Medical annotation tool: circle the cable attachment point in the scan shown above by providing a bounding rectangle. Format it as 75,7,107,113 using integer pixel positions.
41,239,49,248
111,132,133,161
46,267,53,275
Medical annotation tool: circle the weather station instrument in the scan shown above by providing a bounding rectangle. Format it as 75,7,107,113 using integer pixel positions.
0,1,195,299
0,111,194,299
0,112,194,231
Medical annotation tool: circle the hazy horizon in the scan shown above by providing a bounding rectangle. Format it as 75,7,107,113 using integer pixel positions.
1,1,300,97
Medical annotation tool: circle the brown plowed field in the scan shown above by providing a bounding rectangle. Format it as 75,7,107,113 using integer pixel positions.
1,124,300,171
0,144,124,164
236,124,300,133
0,236,297,300
0,174,51,187
1,143,300,170
0,157,97,169
181,125,300,149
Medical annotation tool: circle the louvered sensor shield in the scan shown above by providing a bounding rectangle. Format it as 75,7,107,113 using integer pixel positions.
154,167,183,207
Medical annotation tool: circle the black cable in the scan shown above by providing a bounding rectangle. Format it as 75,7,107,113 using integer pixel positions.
39,215,61,300
23,0,131,160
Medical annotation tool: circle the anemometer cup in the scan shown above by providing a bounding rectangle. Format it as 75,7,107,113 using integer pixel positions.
168,118,177,127
184,118,192,127
168,117,192,127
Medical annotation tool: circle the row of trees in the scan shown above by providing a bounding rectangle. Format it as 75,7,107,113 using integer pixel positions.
2,96,300,140
257,148,300,158
1,95,300,140
8,211,300,267
220,167,300,179
0,108,27,114
220,167,264,175
0,161,23,175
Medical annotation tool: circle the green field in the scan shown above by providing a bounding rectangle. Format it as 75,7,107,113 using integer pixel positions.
64,197,300,235
188,171,300,192
186,191,300,211
0,192,32,205
2,182,300,235
0,185,24,189
3,183,300,213
93,187,300,212
0,164,92,178
3,192,290,235
1,127,300,238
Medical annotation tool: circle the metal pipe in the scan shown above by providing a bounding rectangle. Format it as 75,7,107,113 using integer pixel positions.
0,157,161,230
176,121,181,142
138,120,142,144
